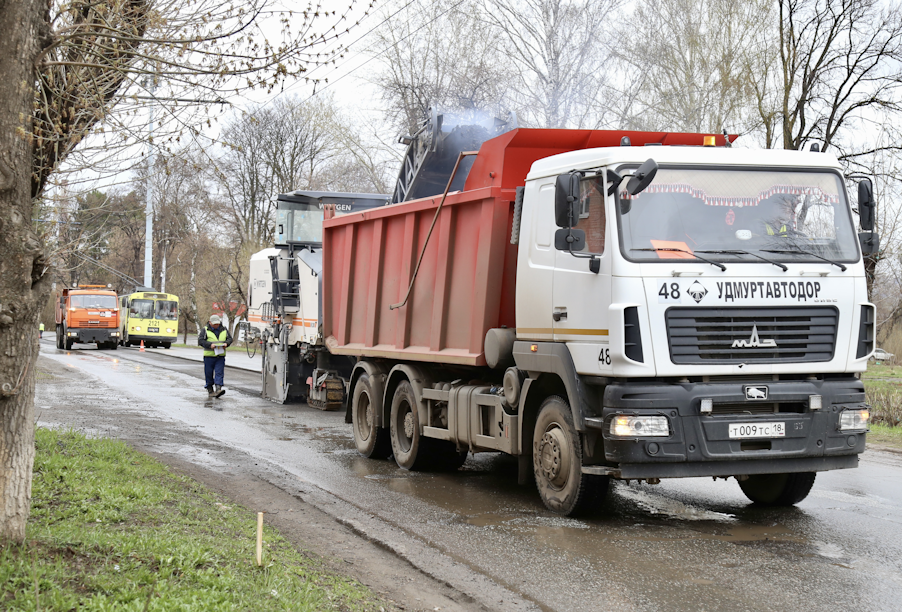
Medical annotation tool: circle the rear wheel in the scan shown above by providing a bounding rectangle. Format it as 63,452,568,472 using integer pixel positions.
352,373,391,459
533,396,608,516
390,380,430,470
738,472,816,506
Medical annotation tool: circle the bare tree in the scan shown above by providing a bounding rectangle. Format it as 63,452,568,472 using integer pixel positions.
482,0,623,129
214,95,344,250
1,0,364,543
368,0,516,136
762,0,902,154
615,0,770,134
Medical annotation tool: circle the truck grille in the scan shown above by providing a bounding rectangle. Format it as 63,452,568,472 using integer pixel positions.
81,321,116,328
666,306,838,364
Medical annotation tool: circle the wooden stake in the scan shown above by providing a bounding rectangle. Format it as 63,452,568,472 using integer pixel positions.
256,512,264,566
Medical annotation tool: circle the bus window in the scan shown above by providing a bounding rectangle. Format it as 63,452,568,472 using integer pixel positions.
156,300,178,320
131,299,154,319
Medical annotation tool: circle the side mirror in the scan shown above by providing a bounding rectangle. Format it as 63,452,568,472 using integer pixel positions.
858,179,875,230
555,172,581,227
859,231,879,255
554,228,586,251
626,158,658,195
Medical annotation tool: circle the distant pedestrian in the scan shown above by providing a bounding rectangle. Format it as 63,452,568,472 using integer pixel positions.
39,322,44,339
199,314,232,397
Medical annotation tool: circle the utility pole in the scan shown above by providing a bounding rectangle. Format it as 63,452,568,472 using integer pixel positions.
143,73,156,287
160,233,167,293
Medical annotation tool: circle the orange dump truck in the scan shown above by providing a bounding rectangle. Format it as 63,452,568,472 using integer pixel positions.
55,285,120,350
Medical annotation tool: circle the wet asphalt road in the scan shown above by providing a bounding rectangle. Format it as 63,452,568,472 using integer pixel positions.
34,339,902,612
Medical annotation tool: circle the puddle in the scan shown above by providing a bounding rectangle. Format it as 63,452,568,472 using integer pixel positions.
616,486,736,523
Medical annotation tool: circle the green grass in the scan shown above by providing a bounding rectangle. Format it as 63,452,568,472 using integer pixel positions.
0,429,388,611
862,363,902,379
867,423,902,447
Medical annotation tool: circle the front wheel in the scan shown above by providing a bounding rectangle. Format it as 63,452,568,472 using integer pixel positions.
162,342,171,349
738,472,816,506
533,396,608,516
352,373,391,459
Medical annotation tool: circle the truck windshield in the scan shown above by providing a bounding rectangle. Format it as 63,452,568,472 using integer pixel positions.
156,300,178,320
290,209,323,243
618,167,859,264
70,295,117,309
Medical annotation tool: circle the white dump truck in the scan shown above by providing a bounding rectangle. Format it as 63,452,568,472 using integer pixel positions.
250,121,877,516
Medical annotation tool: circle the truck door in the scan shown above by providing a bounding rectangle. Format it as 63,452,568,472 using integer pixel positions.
516,182,557,342
552,175,612,374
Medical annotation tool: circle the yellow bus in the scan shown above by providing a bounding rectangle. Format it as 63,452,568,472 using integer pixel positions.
119,291,179,348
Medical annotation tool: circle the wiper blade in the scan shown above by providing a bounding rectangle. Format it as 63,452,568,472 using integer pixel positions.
761,249,847,271
697,249,788,271
632,247,726,271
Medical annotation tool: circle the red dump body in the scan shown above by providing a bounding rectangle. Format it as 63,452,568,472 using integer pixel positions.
322,128,731,366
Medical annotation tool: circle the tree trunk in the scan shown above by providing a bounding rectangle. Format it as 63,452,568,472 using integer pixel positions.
0,1,51,543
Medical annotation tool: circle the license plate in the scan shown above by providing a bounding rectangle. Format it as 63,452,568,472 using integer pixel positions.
729,422,785,439
148,327,159,333
89,321,99,324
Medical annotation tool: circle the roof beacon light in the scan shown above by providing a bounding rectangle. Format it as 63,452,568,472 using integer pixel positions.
703,136,716,147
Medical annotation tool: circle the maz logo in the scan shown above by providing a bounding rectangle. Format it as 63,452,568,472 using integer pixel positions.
732,325,777,348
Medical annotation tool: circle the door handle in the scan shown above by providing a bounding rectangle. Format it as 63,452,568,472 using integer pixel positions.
552,307,567,322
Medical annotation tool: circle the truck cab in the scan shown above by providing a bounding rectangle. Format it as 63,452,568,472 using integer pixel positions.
513,143,872,504
55,285,121,350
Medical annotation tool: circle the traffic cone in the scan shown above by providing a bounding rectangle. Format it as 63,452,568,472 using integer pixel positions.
139,340,145,352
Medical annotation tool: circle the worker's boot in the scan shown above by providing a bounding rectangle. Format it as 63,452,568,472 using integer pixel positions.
214,385,225,398
207,387,215,397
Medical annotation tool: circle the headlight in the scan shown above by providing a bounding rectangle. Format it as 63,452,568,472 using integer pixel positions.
839,409,869,431
111,332,119,337
166,328,173,333
610,415,670,437
68,332,78,337
133,326,141,332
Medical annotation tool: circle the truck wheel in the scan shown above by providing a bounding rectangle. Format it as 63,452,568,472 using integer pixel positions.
738,472,816,506
65,337,73,350
352,373,391,459
533,396,608,516
390,380,430,470
109,341,118,351
56,326,63,349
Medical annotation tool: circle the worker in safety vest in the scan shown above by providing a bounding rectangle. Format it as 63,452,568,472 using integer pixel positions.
39,322,44,339
763,196,796,237
765,222,790,237
198,314,232,397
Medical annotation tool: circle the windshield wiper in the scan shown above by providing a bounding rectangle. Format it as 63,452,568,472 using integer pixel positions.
761,249,847,272
631,247,727,271
697,249,788,271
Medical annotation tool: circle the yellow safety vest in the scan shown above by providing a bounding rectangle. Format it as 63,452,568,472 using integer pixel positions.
766,223,788,236
203,327,228,357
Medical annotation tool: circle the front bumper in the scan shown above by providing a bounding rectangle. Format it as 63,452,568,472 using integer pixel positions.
69,328,118,343
587,377,867,479
128,334,177,344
